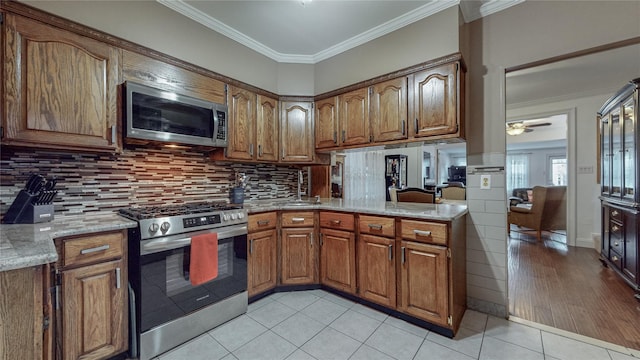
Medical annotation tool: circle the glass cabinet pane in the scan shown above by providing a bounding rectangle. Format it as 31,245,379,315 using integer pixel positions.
623,99,635,199
602,115,610,194
611,109,622,196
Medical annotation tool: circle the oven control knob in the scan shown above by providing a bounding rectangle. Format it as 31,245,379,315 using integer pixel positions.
149,223,159,234
238,212,245,219
222,214,230,221
230,213,237,220
160,221,171,233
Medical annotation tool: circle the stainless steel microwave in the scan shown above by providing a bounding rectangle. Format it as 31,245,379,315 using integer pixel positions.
124,81,228,148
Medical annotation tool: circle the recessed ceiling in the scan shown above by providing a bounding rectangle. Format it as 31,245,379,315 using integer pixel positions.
158,0,523,64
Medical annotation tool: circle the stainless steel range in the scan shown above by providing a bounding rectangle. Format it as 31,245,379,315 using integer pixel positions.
120,201,248,360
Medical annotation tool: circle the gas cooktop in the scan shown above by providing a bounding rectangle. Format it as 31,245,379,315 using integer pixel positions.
118,201,242,220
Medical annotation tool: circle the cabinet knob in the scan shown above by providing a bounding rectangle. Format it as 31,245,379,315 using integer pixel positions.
614,241,619,246
611,210,619,217
611,225,619,232
612,255,619,262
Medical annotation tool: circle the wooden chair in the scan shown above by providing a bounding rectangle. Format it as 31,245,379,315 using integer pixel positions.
507,186,566,241
441,186,466,200
396,187,435,203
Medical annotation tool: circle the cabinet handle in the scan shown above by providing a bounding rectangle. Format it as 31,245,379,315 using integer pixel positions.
401,246,406,264
401,120,406,135
388,244,393,261
111,125,116,145
80,244,110,255
258,144,263,157
249,239,254,254
319,233,323,246
611,210,619,217
282,149,285,160
292,217,305,222
368,224,383,230
257,219,271,226
415,118,418,135
342,130,346,143
413,230,432,237
55,285,60,310
249,144,254,156
330,219,341,225
333,131,337,144
115,267,121,289
310,233,314,247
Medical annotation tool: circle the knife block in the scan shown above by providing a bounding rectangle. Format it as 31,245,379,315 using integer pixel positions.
3,190,54,224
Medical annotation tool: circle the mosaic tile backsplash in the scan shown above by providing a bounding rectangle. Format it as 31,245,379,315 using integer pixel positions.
0,145,305,218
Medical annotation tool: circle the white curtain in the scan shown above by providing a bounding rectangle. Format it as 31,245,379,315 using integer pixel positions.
506,153,530,195
344,150,385,202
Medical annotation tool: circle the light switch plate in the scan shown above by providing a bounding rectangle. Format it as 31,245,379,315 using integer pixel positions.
480,175,491,189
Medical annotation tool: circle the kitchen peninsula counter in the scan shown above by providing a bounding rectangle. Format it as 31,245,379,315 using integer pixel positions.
244,198,468,221
0,212,137,272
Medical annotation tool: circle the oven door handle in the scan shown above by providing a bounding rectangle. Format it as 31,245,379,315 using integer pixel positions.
141,225,248,255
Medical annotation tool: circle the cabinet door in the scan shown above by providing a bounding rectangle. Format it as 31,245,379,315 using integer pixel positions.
256,95,279,162
611,108,623,197
399,241,449,327
357,235,396,308
315,97,338,149
3,14,120,152
370,77,408,142
622,211,638,284
60,259,127,360
281,228,317,285
280,101,314,162
412,63,458,138
320,228,356,294
227,86,256,160
622,99,636,200
248,229,277,296
339,88,370,146
601,115,611,194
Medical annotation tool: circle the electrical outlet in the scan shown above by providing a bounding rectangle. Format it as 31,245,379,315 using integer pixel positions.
578,166,594,174
480,175,491,189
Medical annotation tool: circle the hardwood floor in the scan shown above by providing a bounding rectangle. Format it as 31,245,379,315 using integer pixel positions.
508,229,640,350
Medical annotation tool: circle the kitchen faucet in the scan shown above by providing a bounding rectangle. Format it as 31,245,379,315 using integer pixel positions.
297,170,303,201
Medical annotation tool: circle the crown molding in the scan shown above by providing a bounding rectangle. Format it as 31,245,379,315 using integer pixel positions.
459,0,524,23
158,0,459,64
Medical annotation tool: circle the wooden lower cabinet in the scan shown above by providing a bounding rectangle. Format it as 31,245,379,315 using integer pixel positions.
357,234,396,308
320,228,356,294
0,265,50,360
398,241,449,327
248,228,277,296
280,228,316,285
54,230,128,360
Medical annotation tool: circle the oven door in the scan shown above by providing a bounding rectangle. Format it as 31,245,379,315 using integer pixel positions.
137,225,247,333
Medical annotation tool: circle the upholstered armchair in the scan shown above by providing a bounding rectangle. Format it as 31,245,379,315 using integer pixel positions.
507,186,566,241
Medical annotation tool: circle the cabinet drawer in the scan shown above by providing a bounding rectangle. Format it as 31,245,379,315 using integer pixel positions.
400,219,448,245
609,222,624,254
610,250,623,270
281,211,315,227
61,231,124,267
609,208,623,223
358,215,395,238
319,212,354,231
248,212,277,232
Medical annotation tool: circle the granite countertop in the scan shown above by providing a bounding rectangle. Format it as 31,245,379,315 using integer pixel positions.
244,198,468,221
0,212,137,272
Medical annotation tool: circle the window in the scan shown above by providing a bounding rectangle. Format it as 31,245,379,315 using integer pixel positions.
507,154,530,195
549,156,567,185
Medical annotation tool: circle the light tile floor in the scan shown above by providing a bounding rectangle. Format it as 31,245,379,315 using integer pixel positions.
153,290,640,360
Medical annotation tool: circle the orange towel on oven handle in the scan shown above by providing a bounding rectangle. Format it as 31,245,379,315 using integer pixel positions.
189,233,218,286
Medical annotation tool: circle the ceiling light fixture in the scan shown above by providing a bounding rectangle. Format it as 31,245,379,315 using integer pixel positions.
506,122,526,136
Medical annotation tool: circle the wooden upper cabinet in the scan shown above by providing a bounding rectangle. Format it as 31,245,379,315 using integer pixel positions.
122,50,226,104
411,63,460,138
315,97,338,149
370,77,408,142
339,88,370,146
2,14,120,152
280,101,314,163
256,95,279,162
226,85,256,160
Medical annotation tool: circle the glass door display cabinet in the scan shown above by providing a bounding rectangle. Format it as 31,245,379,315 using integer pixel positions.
598,78,639,301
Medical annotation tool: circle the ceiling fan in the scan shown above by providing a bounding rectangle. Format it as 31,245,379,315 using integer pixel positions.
505,120,552,136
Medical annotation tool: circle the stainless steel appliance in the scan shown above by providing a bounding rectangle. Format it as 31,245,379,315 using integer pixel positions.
120,202,248,360
124,81,228,148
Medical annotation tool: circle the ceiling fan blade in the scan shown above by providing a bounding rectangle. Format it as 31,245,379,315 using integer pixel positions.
526,122,552,127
